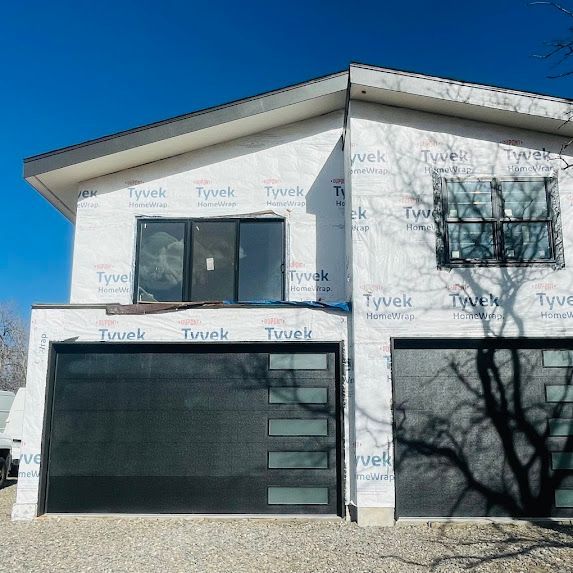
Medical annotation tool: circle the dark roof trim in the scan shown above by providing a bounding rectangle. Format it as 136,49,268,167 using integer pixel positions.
24,70,348,178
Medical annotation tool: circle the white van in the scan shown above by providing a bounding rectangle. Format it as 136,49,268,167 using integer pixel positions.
5,388,25,470
0,391,15,433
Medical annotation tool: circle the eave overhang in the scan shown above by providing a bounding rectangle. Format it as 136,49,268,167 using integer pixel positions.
24,71,349,221
25,64,573,222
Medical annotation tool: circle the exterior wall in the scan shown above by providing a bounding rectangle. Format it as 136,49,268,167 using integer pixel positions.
71,112,345,305
12,306,350,520
348,100,573,518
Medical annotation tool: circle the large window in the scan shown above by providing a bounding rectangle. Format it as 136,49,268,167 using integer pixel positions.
435,177,563,268
135,218,284,302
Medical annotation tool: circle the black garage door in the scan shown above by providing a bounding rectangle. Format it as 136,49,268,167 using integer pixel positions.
393,339,573,519
42,342,342,515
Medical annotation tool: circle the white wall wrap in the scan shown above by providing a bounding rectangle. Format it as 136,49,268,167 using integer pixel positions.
71,112,346,304
349,101,573,509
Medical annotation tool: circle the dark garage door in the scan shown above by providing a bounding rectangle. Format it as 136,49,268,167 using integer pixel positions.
393,339,573,519
42,342,341,515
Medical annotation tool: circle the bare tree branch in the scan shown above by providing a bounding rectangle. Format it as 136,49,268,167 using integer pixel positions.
0,304,28,392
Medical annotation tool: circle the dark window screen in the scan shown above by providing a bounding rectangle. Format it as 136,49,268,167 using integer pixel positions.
191,221,236,301
137,221,185,302
238,222,283,300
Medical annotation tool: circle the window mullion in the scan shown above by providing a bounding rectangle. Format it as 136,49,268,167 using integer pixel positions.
235,220,240,302
186,219,193,301
491,179,504,261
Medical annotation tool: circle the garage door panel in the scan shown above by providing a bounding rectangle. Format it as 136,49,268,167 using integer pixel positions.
47,476,338,514
394,339,573,518
56,351,272,380
44,343,341,515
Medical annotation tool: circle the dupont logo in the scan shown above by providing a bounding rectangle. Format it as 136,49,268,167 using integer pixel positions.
179,318,202,326
96,319,119,328
182,328,229,341
449,292,502,321
261,317,286,326
404,206,436,232
536,292,573,319
96,270,131,295
351,206,369,234
265,327,312,340
506,148,553,175
363,293,415,321
422,147,473,175
77,189,99,210
289,269,331,294
99,328,145,341
128,185,168,209
500,139,524,146
350,150,391,176
196,182,238,208
265,182,306,208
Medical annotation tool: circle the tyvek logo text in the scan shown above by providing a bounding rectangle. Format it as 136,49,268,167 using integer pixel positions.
289,270,331,294
363,293,415,321
352,206,369,233
77,189,99,209
404,206,435,232
450,292,502,321
196,185,238,208
505,149,553,175
265,327,312,340
128,186,168,209
421,147,473,175
97,271,131,295
536,292,573,319
265,185,306,208
350,150,391,176
182,328,229,340
99,328,145,341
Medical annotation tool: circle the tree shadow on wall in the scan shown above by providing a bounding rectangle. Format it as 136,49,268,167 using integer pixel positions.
393,342,573,519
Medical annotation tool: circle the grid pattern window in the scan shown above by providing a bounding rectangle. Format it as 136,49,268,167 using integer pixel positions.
435,177,563,268
135,218,285,302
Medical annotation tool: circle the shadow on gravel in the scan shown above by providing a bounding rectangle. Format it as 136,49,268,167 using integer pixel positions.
381,523,573,571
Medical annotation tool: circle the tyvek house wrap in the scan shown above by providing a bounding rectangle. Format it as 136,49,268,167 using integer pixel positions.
12,306,350,520
71,112,346,305
348,100,573,509
13,111,354,520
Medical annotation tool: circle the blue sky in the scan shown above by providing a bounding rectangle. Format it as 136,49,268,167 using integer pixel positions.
1,0,573,317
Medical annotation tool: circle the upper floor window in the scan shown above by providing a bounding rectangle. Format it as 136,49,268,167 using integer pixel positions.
135,218,285,302
434,177,564,268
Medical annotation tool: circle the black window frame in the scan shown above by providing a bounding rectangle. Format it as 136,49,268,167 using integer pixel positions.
134,217,286,303
434,175,564,269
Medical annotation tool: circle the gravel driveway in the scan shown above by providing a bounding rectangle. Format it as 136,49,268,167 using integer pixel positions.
1,480,571,572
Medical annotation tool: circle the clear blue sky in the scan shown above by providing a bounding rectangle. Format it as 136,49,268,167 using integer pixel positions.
2,0,573,317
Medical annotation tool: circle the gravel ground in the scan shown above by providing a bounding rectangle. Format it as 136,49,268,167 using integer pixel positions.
1,480,571,572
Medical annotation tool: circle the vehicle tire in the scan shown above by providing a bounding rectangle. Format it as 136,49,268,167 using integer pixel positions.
0,458,6,489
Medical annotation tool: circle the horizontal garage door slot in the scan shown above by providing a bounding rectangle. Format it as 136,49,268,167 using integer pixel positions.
267,487,328,505
549,419,573,436
552,453,573,470
269,388,327,404
546,386,573,402
268,419,328,436
269,354,327,370
556,490,573,508
268,452,328,469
